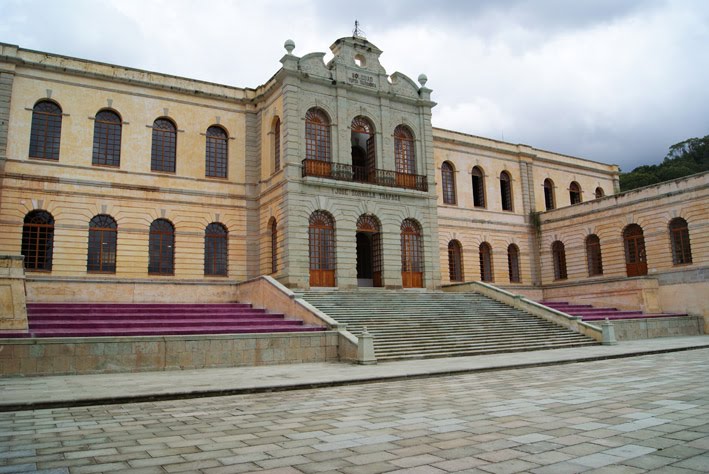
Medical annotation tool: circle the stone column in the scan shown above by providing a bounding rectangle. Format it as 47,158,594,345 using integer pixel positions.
0,255,28,331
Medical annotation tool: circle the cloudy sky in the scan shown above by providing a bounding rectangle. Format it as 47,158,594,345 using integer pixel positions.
2,0,708,171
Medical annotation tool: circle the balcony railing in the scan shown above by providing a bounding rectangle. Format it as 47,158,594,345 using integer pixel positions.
301,159,428,192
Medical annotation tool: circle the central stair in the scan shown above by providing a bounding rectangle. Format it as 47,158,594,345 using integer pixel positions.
301,289,597,360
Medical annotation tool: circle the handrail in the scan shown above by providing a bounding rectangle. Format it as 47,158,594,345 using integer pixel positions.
302,159,428,192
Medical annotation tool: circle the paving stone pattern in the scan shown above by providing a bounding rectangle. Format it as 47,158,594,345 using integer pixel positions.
1,349,708,473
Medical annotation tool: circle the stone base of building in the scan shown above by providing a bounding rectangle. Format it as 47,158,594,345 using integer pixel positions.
0,255,28,331
0,331,340,377
610,316,704,340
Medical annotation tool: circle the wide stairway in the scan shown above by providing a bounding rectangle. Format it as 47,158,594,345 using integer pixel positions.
301,289,597,360
540,301,687,321
1,303,325,338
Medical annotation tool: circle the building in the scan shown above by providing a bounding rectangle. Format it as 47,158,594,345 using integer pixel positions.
0,35,706,334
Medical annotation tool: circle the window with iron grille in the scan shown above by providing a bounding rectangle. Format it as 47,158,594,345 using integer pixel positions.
500,171,513,211
544,179,555,210
148,219,174,275
204,222,228,276
595,187,605,199
29,101,62,160
669,218,692,265
448,240,463,282
471,166,486,208
205,125,228,178
305,109,331,162
586,234,603,276
507,244,521,283
309,211,335,271
552,240,568,280
394,125,416,174
273,117,281,172
87,215,117,273
151,118,177,172
479,242,493,282
92,110,122,167
441,162,456,205
270,218,278,274
22,210,55,271
569,181,582,205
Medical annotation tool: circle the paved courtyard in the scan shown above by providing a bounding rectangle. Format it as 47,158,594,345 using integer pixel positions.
1,349,708,474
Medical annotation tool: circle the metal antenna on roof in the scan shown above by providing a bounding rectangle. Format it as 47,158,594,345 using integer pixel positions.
353,20,366,39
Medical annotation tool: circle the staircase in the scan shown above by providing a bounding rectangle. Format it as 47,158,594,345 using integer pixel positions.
540,301,687,321
1,303,325,338
301,289,597,360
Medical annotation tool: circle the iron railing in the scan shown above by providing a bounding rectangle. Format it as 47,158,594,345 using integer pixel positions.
302,159,428,192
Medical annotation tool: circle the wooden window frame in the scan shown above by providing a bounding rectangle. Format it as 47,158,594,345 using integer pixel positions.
543,179,555,210
87,215,117,273
204,222,228,276
507,244,521,283
305,108,331,163
29,101,62,160
151,118,177,173
273,117,281,172
471,166,486,208
569,181,582,205
448,240,464,282
669,218,692,265
148,219,175,275
92,110,122,167
205,125,228,178
21,210,55,272
394,125,416,175
623,224,648,277
441,162,457,205
270,218,278,274
552,240,568,281
309,210,336,287
479,242,493,282
500,171,513,211
585,234,603,276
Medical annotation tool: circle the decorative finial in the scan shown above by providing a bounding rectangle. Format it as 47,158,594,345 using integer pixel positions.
418,73,428,87
284,39,295,54
353,20,366,39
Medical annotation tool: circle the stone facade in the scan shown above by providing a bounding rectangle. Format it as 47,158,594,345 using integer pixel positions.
0,36,706,326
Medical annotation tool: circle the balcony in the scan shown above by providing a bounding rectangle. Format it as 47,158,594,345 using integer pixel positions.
301,159,428,192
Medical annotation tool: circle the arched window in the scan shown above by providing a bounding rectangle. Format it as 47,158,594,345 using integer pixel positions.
204,223,228,276
586,234,603,276
148,219,174,275
448,240,464,282
595,187,605,199
543,179,555,210
669,218,692,265
151,118,177,172
205,125,228,178
305,108,331,162
507,244,521,283
273,117,281,172
479,242,493,282
270,217,278,274
471,166,486,208
29,100,62,160
309,211,335,287
87,215,117,273
441,162,456,205
351,116,375,183
394,125,417,189
21,210,55,271
500,171,513,211
92,110,122,167
569,181,582,205
401,219,424,288
552,241,567,280
623,224,647,277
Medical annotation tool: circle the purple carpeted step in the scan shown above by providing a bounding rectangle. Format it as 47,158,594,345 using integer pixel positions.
29,312,280,320
26,325,326,337
29,318,304,329
581,312,688,321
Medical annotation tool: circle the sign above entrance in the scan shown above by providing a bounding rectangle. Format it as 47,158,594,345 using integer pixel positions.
348,71,376,88
332,188,401,201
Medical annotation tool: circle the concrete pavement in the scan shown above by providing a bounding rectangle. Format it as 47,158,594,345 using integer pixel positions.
1,336,708,411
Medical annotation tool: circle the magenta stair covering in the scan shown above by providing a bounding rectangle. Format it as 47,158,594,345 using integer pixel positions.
541,301,687,321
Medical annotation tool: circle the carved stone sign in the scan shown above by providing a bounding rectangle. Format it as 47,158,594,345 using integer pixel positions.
347,71,376,88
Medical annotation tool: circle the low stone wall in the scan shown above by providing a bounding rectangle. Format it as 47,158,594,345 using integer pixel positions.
0,331,340,377
611,316,704,340
0,255,27,331
542,277,662,313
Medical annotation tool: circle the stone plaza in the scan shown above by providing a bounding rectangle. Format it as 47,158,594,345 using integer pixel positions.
1,345,708,473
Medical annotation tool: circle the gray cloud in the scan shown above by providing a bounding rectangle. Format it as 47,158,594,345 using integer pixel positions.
1,0,707,170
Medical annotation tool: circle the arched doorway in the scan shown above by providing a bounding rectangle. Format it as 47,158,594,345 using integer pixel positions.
623,224,647,277
351,116,375,183
356,214,382,287
309,210,336,287
401,219,424,288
